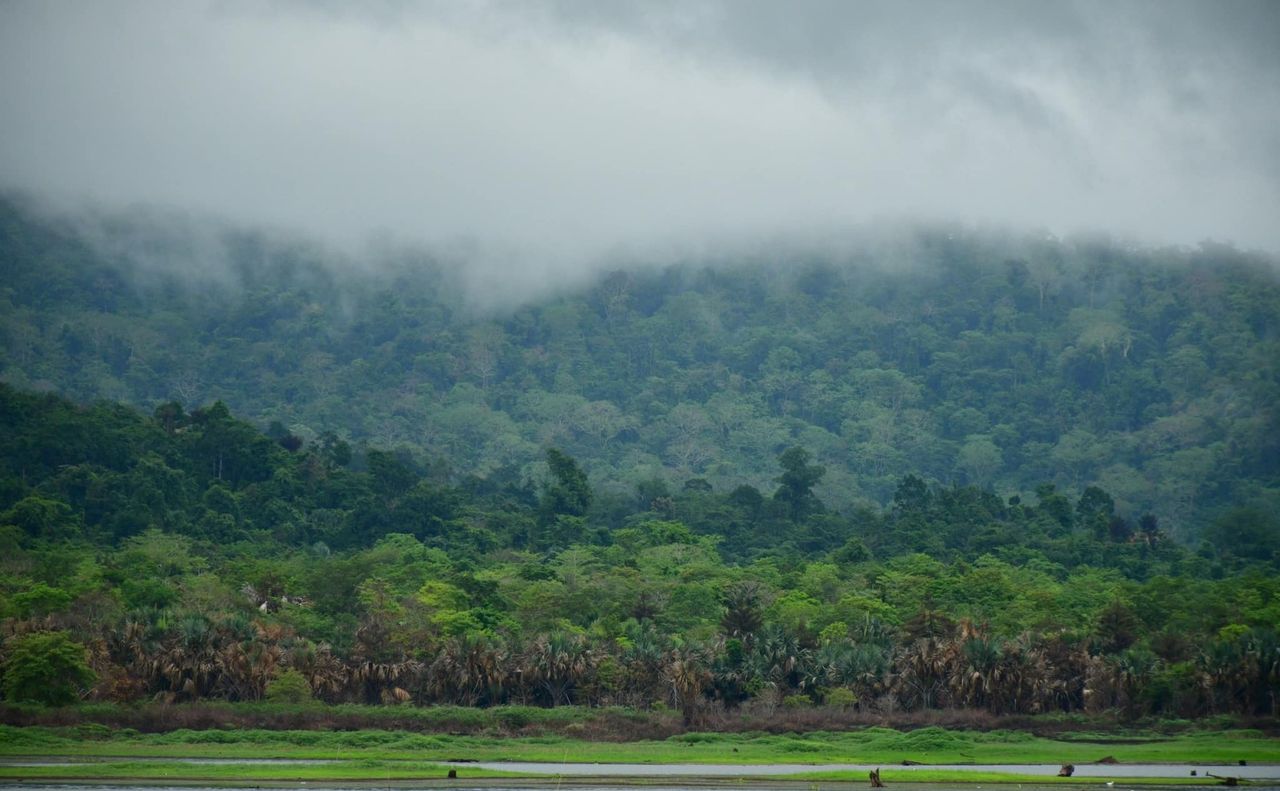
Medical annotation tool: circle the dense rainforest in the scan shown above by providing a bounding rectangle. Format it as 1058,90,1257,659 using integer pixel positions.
0,196,1278,720
0,385,1277,719
3,197,1278,541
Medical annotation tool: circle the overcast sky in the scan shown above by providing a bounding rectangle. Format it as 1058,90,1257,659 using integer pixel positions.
2,0,1278,278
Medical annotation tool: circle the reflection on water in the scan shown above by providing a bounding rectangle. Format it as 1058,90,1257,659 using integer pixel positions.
5,759,1280,777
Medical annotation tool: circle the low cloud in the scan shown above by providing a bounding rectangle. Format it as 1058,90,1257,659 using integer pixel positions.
1,0,1277,291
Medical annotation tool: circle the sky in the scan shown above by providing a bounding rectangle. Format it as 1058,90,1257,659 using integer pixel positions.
1,0,1278,285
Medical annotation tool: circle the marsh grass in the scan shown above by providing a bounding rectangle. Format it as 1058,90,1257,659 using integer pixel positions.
0,759,520,782
2,723,1277,767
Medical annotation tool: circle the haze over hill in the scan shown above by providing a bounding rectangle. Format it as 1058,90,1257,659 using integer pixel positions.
2,0,1279,302
2,196,1277,544
1,0,1279,539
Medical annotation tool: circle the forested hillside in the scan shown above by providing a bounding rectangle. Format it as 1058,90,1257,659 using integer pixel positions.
4,0,1279,735
1,384,1277,716
1,191,1278,714
2,197,1278,540
1,197,1278,715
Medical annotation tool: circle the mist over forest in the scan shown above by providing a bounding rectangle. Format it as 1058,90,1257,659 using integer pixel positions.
3,193,1278,543
1,1,1278,722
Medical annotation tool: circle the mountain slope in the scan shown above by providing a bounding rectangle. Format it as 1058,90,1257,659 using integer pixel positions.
2,197,1278,538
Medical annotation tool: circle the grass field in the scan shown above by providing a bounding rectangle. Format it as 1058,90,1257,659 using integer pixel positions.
2,724,1276,768
0,759,517,783
0,763,1229,786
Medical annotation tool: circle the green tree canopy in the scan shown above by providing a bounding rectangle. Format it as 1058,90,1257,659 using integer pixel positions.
2,631,95,706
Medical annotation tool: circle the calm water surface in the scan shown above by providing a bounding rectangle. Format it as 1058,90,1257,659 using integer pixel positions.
442,761,1280,779
10,758,1275,780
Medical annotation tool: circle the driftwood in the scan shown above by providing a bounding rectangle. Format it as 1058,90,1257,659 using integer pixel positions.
902,759,923,766
1097,756,1119,764
870,768,886,787
1207,774,1242,786
1058,764,1075,777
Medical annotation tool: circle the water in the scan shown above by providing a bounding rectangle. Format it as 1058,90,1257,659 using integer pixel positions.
440,761,1280,779
3,758,1280,781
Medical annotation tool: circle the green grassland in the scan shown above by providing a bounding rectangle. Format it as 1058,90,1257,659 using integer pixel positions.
2,724,1276,768
0,759,517,783
0,763,1222,787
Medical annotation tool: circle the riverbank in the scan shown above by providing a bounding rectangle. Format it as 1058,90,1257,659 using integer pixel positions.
4,723,1279,765
1,758,1271,786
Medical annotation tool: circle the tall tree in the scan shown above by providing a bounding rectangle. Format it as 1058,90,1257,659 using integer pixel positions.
773,446,825,521
539,448,592,523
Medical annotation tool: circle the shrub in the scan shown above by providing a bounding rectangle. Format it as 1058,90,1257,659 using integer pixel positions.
497,708,531,730
264,669,313,704
825,687,858,708
76,723,113,740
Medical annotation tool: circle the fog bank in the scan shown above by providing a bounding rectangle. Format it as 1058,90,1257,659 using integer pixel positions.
1,1,1277,292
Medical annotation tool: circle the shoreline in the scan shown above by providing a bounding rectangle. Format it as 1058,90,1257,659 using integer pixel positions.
2,757,1277,787
3,721,1276,788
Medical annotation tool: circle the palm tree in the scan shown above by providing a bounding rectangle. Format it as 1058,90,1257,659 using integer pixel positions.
893,634,953,710
666,642,712,726
286,639,343,702
431,634,507,705
811,640,888,702
234,640,282,700
529,631,591,706
721,581,765,646
1039,633,1091,712
1083,653,1117,713
348,616,421,704
346,657,423,705
1244,628,1280,716
709,637,751,709
619,622,667,706
750,624,810,702
110,613,166,697
161,614,220,701
989,637,1048,714
1112,647,1157,717
1198,639,1244,715
952,636,1002,710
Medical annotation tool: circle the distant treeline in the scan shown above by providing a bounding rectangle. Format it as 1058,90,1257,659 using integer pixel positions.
0,385,1276,719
